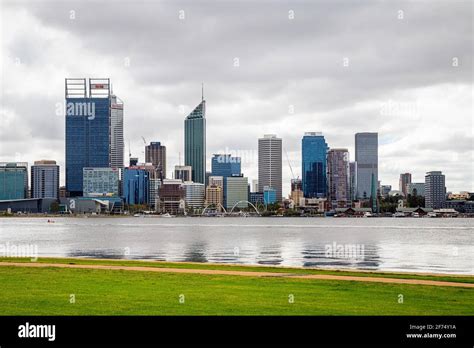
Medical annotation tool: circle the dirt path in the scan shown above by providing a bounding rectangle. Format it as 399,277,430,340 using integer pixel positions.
1,261,473,288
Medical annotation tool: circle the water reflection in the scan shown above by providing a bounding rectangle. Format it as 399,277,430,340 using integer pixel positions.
1,217,472,274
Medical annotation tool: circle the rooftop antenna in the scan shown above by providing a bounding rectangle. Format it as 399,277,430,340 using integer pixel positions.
179,152,182,166
201,82,204,102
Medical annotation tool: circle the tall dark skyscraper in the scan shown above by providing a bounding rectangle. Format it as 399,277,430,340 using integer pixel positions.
355,132,378,199
184,92,206,184
65,78,124,196
302,132,328,198
145,141,166,179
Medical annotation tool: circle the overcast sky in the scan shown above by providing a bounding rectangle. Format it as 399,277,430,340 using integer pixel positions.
0,0,472,196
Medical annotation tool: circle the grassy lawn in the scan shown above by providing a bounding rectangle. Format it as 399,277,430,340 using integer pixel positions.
1,256,473,284
0,259,473,315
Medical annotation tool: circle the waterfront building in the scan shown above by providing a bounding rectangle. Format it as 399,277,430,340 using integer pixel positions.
65,78,124,196
148,178,161,211
211,154,241,207
355,132,378,199
407,182,425,197
302,132,328,199
399,173,412,197
0,163,28,200
327,148,350,209
158,179,185,214
31,160,59,199
83,167,119,197
226,175,249,209
258,134,282,202
183,182,205,209
184,95,206,184
205,185,223,210
174,165,192,182
123,168,149,205
145,142,166,179
249,192,264,207
263,186,277,205
425,171,446,209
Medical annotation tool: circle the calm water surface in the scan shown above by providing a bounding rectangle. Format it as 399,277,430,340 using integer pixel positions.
0,217,473,274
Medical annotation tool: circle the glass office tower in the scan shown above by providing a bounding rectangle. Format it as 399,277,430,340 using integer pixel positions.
302,132,328,198
65,78,124,196
184,98,206,184
355,132,378,199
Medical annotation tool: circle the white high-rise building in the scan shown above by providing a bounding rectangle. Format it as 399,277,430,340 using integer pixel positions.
183,182,205,209
110,95,124,169
258,134,282,202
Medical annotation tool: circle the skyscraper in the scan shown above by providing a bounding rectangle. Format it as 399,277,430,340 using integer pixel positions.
349,161,358,201
65,78,124,196
302,132,328,199
258,134,282,202
31,160,59,199
399,173,412,197
0,163,28,200
355,132,378,199
327,149,350,209
145,142,166,179
184,94,206,184
110,95,124,169
425,171,446,209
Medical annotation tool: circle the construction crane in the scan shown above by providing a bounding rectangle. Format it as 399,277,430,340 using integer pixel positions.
284,148,297,180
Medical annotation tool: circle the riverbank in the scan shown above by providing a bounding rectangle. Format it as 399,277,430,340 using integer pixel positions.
0,257,473,315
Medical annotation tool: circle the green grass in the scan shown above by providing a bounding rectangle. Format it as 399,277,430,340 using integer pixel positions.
0,259,473,315
1,257,473,284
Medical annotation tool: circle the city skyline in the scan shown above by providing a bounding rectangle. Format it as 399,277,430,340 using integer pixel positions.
1,1,472,196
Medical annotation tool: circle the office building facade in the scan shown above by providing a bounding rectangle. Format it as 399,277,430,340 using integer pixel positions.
302,132,328,199
65,78,124,196
183,182,205,209
327,148,350,209
123,168,150,205
83,167,119,197
355,132,378,199
399,173,412,197
0,163,28,200
145,142,166,179
158,179,185,214
31,160,59,199
258,134,282,202
425,171,446,209
226,175,249,209
184,98,206,184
